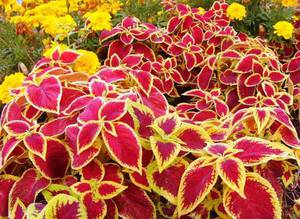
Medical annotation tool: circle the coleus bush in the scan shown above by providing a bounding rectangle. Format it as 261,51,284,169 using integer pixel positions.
0,0,299,218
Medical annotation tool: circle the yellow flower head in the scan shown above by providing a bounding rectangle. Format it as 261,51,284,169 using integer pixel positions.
273,21,294,40
226,3,247,21
281,0,298,7
0,73,25,104
84,10,111,31
41,15,76,40
73,50,100,75
198,7,205,15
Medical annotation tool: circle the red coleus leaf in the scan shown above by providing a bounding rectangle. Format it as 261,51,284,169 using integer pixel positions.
129,168,150,191
39,194,87,218
235,55,256,73
60,50,80,64
147,159,187,204
3,120,30,136
65,125,101,170
78,98,104,123
205,143,229,156
176,123,212,152
219,69,238,85
29,139,70,179
217,157,246,197
288,56,300,72
24,132,47,160
114,183,156,219
0,136,22,165
102,122,142,173
60,87,85,112
168,16,181,33
9,169,50,212
81,159,105,181
89,79,107,97
82,192,107,219
178,159,218,216
71,181,91,195
123,54,143,67
63,95,94,115
269,71,286,83
26,76,62,114
40,116,77,137
10,199,26,219
224,173,281,219
100,100,126,121
0,175,18,217
139,87,168,117
278,126,300,148
197,66,213,90
103,163,124,184
104,200,118,219
130,70,153,96
213,98,229,117
233,137,291,166
98,181,127,199
127,100,154,139
77,122,101,153
183,52,197,71
271,108,294,130
150,136,180,172
244,73,262,87
153,114,180,136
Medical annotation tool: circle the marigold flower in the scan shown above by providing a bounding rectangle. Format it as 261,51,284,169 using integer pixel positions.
0,73,25,104
273,21,294,40
281,0,298,7
226,3,247,21
198,7,205,15
41,15,76,40
84,10,112,31
73,50,100,75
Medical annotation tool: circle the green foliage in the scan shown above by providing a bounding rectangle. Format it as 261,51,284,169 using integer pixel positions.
114,0,168,26
226,0,296,42
0,20,37,80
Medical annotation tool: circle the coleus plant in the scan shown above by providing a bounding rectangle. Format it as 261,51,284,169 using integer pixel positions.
0,0,299,218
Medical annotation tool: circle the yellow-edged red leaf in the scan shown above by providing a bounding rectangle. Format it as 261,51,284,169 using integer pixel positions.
216,157,246,197
178,158,218,216
113,183,156,219
38,194,87,219
24,132,47,160
176,123,212,152
9,169,50,213
233,137,291,166
147,159,187,204
0,175,18,217
223,173,282,219
102,122,142,173
82,192,107,219
150,136,180,172
129,168,150,191
98,181,127,200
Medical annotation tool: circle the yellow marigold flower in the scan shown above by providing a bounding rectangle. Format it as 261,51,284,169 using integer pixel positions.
73,50,100,75
198,7,205,15
273,21,294,40
43,41,70,57
281,0,298,7
41,15,76,40
226,3,247,21
0,73,25,104
84,10,111,31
